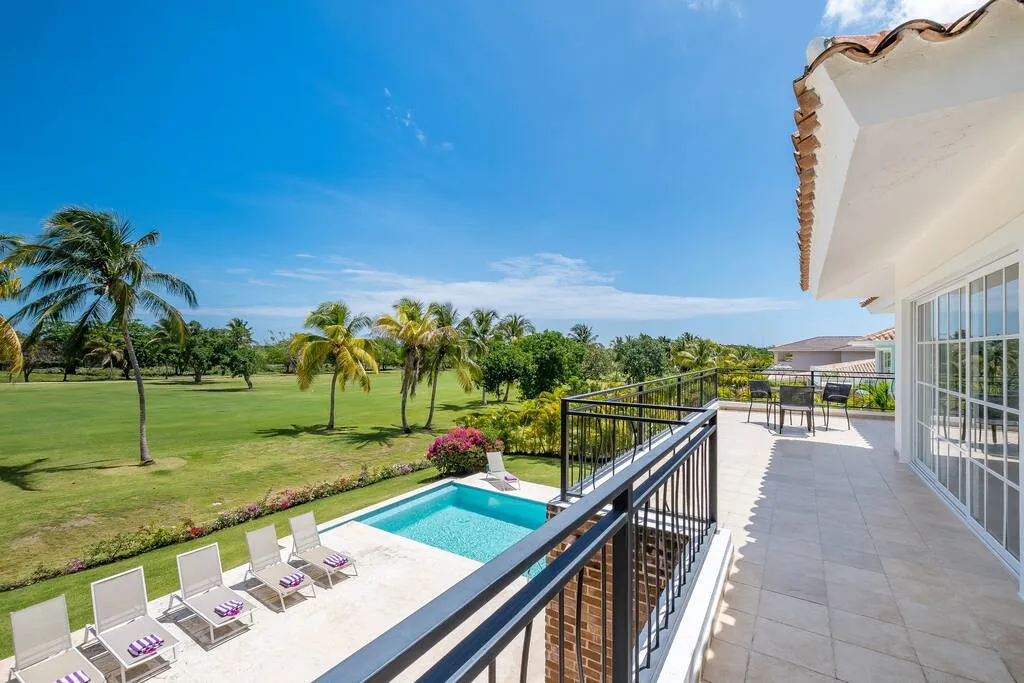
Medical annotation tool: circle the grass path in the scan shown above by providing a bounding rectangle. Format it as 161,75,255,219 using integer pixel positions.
0,371,499,582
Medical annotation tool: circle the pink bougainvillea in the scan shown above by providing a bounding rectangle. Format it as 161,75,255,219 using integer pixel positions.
427,427,504,476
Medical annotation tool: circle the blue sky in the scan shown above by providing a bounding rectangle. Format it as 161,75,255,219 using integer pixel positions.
3,1,971,345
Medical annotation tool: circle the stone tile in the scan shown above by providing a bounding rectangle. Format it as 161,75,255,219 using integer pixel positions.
757,589,830,636
978,617,1024,658
823,560,891,593
722,581,761,615
751,617,835,677
873,538,935,562
702,638,749,683
868,524,928,548
895,595,993,648
820,541,882,571
829,607,916,662
922,668,982,683
729,559,764,589
762,560,828,605
879,556,950,583
744,651,837,683
834,641,926,683
825,582,902,624
909,630,1014,683
767,535,824,562
714,606,756,648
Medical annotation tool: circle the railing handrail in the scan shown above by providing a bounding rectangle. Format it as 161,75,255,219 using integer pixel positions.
565,368,717,402
318,405,719,683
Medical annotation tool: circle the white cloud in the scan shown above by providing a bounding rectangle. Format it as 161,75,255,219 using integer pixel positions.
687,0,743,17
383,89,437,147
247,278,283,288
225,267,251,274
823,0,981,29
271,267,337,282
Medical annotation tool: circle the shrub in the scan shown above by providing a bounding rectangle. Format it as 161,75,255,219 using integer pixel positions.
427,427,503,476
461,389,564,455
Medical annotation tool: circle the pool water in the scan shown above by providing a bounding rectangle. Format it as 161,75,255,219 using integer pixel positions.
354,483,548,577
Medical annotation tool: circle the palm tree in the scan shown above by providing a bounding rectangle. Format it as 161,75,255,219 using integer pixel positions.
569,323,597,345
7,208,196,464
498,313,534,343
674,337,718,371
423,302,477,429
227,318,254,346
150,315,188,377
0,235,22,378
375,298,436,432
85,326,125,376
290,301,378,430
461,308,499,404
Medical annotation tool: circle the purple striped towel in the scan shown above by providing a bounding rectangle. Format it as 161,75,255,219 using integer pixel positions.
323,553,348,568
279,572,305,588
127,633,163,657
214,599,244,617
504,474,518,482
54,671,90,683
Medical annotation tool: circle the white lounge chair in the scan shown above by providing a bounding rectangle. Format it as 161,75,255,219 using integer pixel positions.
170,543,255,645
245,524,315,611
85,567,179,683
485,451,520,490
9,595,104,683
288,512,357,587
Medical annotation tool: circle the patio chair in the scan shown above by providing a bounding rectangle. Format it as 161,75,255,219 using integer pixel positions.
9,595,105,683
86,567,179,683
747,379,776,424
288,512,357,587
244,524,315,611
484,451,520,490
778,385,815,435
821,382,852,430
170,543,254,645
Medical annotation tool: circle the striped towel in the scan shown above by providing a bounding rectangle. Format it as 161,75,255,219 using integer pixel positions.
55,672,90,683
323,553,348,568
214,599,244,617
279,572,305,588
504,474,518,481
127,633,163,657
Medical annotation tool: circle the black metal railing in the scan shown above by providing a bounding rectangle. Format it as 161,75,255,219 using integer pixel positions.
715,368,896,412
561,370,718,500
318,401,718,683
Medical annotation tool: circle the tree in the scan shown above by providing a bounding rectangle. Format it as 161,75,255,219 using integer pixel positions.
375,298,435,433
223,318,259,389
291,301,378,430
85,325,125,376
673,337,718,371
37,320,87,381
569,323,597,346
0,235,22,378
498,313,534,343
181,321,222,384
371,335,402,370
17,333,62,382
580,344,617,381
515,330,584,399
262,331,298,373
617,334,669,383
423,302,477,428
5,208,197,464
480,344,528,401
150,315,187,376
461,308,499,404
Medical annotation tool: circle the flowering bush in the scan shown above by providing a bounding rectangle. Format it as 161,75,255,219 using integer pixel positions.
1,459,432,593
427,427,503,476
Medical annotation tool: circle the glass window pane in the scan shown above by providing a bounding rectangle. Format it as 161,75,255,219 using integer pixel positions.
986,471,1004,545
950,289,963,340
1008,339,1019,412
938,344,949,390
971,278,985,338
970,342,985,401
959,454,969,505
1007,264,1019,335
950,343,962,394
938,294,948,341
948,448,961,500
971,463,985,526
986,409,1005,475
1009,414,1019,486
987,271,1004,336
1008,486,1020,560
969,403,986,468
987,340,1004,406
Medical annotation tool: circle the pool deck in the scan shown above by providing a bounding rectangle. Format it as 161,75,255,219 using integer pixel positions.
1,475,559,683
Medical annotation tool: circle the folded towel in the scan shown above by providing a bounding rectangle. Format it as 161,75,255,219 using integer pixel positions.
279,571,305,588
323,553,348,568
128,633,163,657
55,672,90,683
214,599,244,617
504,474,518,481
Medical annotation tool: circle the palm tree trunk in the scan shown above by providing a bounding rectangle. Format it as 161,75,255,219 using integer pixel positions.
504,382,511,402
244,373,253,390
123,330,153,465
400,384,410,433
482,385,487,406
425,365,440,429
328,367,340,430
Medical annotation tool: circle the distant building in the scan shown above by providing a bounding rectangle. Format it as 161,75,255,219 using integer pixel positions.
770,335,873,371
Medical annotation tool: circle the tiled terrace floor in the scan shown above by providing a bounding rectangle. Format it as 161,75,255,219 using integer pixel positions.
704,410,1024,683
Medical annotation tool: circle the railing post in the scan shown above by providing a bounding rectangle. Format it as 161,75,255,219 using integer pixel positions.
709,411,718,524
611,487,633,683
699,373,705,407
676,376,683,421
560,399,569,501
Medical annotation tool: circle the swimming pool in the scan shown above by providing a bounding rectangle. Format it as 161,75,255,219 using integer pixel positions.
352,483,548,577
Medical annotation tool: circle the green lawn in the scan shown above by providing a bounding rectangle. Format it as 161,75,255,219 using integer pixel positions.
0,371,494,582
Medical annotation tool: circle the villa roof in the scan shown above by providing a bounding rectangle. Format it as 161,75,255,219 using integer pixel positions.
859,327,895,341
792,0,1011,292
771,335,861,352
812,358,877,374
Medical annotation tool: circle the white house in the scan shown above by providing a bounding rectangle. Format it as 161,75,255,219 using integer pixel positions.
794,0,1023,595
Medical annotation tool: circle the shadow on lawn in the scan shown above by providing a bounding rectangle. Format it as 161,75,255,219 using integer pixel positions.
254,424,411,448
0,458,134,491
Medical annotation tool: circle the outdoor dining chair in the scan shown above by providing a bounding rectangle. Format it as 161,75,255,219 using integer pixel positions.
171,543,255,645
9,595,105,683
778,385,815,435
86,567,179,683
821,382,852,430
747,379,775,424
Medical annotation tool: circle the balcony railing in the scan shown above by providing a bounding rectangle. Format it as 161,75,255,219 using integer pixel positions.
318,387,719,683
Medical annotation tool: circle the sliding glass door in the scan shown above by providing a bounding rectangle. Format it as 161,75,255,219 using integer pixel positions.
914,260,1020,563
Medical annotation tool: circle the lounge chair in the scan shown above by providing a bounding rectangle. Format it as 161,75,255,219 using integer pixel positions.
288,512,357,587
86,567,179,683
485,451,520,490
245,524,315,611
170,543,255,645
9,595,104,683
